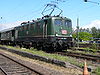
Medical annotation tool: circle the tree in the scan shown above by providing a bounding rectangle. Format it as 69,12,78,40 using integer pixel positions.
72,32,92,41
79,28,91,33
91,27,98,38
96,29,100,38
79,32,92,41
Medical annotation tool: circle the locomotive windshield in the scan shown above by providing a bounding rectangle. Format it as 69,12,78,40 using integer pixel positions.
54,19,63,26
64,20,72,27
54,19,72,27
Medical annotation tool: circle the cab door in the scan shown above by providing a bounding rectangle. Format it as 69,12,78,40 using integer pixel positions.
43,20,48,38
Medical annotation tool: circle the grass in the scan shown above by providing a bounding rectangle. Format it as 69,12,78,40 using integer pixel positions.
92,67,100,75
0,45,84,68
71,47,100,56
1,45,100,75
79,47,97,53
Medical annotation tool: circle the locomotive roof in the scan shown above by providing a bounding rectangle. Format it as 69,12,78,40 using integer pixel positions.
42,15,71,19
51,16,71,21
15,16,71,28
0,16,71,33
0,27,15,33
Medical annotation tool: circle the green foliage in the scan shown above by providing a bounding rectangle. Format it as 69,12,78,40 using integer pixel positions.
91,27,100,38
97,30,100,38
72,33,77,40
73,27,100,41
94,67,100,75
85,47,97,53
1,45,85,68
91,43,97,49
91,27,97,38
79,32,92,41
72,32,92,41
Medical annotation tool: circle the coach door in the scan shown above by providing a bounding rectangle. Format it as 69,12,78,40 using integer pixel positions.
15,30,18,39
11,30,15,41
43,20,47,38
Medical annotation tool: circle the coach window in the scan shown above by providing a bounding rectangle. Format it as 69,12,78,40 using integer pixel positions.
8,32,9,38
19,27,22,31
24,26,27,30
12,30,15,37
29,24,31,29
30,23,34,28
37,22,41,28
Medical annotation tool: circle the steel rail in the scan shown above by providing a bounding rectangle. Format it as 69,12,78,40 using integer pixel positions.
0,66,8,75
56,52,100,63
0,53,43,75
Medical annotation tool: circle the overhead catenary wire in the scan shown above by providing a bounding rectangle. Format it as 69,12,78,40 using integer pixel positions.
15,6,44,22
3,0,43,24
15,0,65,22
2,0,99,27
6,0,26,17
5,0,67,23
1,0,26,25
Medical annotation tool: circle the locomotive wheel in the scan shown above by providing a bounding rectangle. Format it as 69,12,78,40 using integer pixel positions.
37,46,43,50
52,43,57,51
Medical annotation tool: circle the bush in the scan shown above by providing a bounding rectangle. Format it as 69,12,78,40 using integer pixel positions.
91,43,97,50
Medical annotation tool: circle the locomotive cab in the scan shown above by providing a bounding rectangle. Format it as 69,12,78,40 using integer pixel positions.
50,16,73,50
52,17,72,37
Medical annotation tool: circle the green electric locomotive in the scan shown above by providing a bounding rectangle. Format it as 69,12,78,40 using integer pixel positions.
0,4,73,51
14,16,73,50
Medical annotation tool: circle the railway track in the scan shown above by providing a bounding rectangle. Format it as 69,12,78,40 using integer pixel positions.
0,53,42,75
56,51,100,63
0,67,6,75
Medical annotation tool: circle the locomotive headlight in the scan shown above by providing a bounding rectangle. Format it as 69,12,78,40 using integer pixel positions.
55,31,58,37
56,33,58,36
70,35,72,37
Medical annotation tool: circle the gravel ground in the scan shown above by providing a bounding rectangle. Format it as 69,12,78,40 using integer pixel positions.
0,49,83,75
0,69,5,75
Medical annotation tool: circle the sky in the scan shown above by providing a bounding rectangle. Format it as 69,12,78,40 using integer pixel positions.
0,0,100,30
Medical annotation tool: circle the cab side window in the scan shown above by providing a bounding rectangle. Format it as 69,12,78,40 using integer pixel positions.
64,20,72,27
